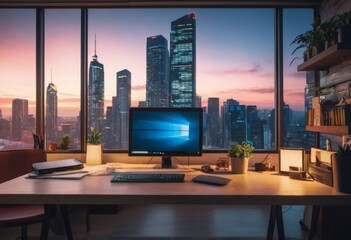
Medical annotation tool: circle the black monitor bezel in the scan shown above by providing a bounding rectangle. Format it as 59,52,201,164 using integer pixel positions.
128,107,203,157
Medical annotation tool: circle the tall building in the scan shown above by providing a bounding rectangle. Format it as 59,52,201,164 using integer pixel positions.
207,98,221,148
170,12,196,108
229,105,247,144
247,105,264,149
46,82,58,145
88,36,104,134
146,35,169,108
12,98,28,141
0,109,11,141
116,69,131,149
104,106,114,149
222,98,239,148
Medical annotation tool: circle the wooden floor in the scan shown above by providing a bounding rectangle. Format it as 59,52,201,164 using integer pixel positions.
0,205,308,239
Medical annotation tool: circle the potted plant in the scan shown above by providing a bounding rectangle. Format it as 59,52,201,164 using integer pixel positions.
332,144,351,193
228,141,254,174
59,134,70,150
290,17,337,65
86,127,103,165
335,11,351,47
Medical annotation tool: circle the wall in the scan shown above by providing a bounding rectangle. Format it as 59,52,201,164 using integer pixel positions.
316,0,351,147
319,0,351,21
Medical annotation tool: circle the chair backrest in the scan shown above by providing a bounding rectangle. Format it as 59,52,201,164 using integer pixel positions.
0,149,46,184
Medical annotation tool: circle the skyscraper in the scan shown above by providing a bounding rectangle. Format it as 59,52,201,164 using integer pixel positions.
116,69,131,149
12,98,28,141
222,98,239,148
88,36,104,134
247,105,264,149
229,105,247,144
46,82,58,145
207,97,220,148
170,12,196,108
146,35,169,108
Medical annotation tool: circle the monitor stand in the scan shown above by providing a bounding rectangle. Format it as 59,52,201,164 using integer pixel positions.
153,156,178,169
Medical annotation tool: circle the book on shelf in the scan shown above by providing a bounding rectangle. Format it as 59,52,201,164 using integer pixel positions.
312,97,322,126
322,103,350,126
307,97,351,127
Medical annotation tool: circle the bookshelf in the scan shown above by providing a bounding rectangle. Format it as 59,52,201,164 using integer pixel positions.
297,43,351,71
306,125,350,135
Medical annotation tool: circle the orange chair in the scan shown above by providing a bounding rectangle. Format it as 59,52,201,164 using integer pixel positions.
0,149,46,240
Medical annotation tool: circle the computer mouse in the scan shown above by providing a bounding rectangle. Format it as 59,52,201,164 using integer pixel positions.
201,165,214,173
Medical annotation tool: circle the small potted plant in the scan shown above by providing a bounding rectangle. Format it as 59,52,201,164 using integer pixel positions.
59,134,70,150
228,141,254,174
332,144,351,193
86,127,103,165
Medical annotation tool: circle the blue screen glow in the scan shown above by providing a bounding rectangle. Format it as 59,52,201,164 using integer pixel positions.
129,108,202,156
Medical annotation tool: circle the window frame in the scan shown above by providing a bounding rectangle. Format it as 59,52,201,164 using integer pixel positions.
1,3,317,153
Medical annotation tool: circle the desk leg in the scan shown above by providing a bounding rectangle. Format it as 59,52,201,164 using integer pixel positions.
60,205,73,240
308,205,320,240
266,205,285,240
40,205,55,240
267,206,275,240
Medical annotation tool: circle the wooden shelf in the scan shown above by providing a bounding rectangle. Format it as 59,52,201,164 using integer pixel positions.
298,43,351,71
306,125,350,135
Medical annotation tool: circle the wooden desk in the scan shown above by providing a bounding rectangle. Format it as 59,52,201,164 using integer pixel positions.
0,168,350,239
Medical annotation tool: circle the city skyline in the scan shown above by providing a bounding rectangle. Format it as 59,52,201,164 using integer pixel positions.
0,8,312,118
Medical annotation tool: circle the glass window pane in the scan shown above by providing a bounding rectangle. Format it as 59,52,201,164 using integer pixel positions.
45,9,81,151
283,9,314,149
88,8,275,151
0,9,36,150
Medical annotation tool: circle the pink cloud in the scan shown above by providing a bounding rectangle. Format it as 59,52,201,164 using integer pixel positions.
216,87,274,95
132,85,146,91
206,62,263,76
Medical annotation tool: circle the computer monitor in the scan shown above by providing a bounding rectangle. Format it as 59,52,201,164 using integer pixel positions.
129,107,203,168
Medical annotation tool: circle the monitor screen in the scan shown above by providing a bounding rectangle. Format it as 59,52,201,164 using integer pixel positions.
129,107,203,167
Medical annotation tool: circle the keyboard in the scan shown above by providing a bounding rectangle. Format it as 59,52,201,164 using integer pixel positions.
111,172,185,183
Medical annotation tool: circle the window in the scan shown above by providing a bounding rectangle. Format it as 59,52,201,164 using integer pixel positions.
0,9,36,150
88,8,275,151
283,8,314,149
44,9,81,150
0,6,315,152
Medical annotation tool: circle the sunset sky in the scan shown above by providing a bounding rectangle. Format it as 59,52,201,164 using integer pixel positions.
0,8,312,118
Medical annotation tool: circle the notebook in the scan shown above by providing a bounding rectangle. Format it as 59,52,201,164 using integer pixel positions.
32,159,84,175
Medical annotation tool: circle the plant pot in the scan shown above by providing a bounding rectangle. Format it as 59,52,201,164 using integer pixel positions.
48,143,57,151
86,144,103,165
337,26,351,47
332,154,351,193
230,157,249,174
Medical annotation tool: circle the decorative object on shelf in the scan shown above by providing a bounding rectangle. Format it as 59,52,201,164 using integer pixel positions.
215,157,229,171
32,131,44,150
228,141,254,174
48,143,57,151
326,138,332,151
342,135,351,148
59,134,71,150
332,144,351,193
86,127,103,165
